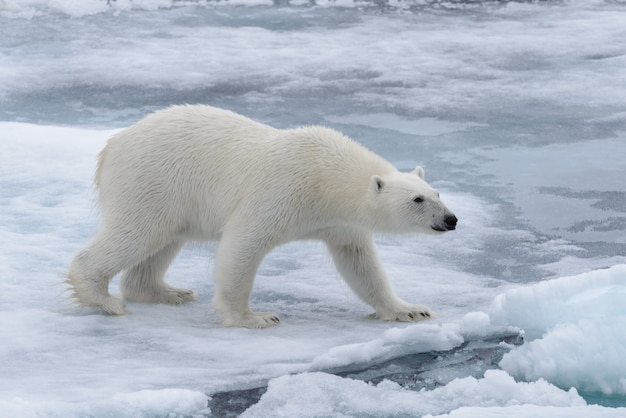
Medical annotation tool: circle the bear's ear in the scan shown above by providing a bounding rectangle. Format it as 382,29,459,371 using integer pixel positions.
371,175,385,194
412,166,425,180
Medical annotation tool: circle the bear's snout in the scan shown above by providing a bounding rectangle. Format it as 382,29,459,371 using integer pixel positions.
444,214,458,230
432,213,457,232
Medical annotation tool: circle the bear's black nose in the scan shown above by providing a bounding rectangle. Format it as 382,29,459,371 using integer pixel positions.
444,214,458,230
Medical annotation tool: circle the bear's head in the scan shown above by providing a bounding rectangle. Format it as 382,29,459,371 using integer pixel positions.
369,166,457,234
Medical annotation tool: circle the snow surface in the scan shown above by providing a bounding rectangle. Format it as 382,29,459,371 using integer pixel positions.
2,98,625,418
2,0,626,416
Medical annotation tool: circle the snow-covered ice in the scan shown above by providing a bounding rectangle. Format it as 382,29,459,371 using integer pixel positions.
241,370,586,417
2,0,626,416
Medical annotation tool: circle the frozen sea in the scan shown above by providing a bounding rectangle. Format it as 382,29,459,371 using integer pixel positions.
2,0,626,416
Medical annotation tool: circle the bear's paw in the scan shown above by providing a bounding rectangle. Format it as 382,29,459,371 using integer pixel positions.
369,301,434,322
124,286,197,305
222,311,281,329
99,296,128,316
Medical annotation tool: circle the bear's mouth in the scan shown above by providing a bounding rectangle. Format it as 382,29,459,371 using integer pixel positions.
431,214,458,232
431,225,448,232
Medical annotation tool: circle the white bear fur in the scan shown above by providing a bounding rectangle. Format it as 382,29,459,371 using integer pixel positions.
67,105,457,328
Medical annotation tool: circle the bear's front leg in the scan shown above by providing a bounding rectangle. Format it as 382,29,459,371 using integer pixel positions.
325,231,434,322
212,232,280,328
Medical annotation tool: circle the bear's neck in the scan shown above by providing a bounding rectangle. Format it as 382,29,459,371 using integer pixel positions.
322,159,396,233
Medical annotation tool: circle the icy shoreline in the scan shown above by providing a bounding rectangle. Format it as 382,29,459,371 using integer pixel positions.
2,110,626,415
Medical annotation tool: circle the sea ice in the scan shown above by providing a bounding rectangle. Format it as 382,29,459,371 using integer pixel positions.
492,265,626,395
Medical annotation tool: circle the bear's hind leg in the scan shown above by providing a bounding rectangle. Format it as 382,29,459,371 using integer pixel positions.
121,241,197,305
67,226,173,315
67,230,134,315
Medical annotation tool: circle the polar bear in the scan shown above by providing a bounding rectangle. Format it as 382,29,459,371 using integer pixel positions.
67,105,457,328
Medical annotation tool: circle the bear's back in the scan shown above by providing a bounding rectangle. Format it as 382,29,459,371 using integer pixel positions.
99,105,391,186
95,105,395,232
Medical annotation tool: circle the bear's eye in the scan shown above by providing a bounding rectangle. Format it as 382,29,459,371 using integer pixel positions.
413,196,424,204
